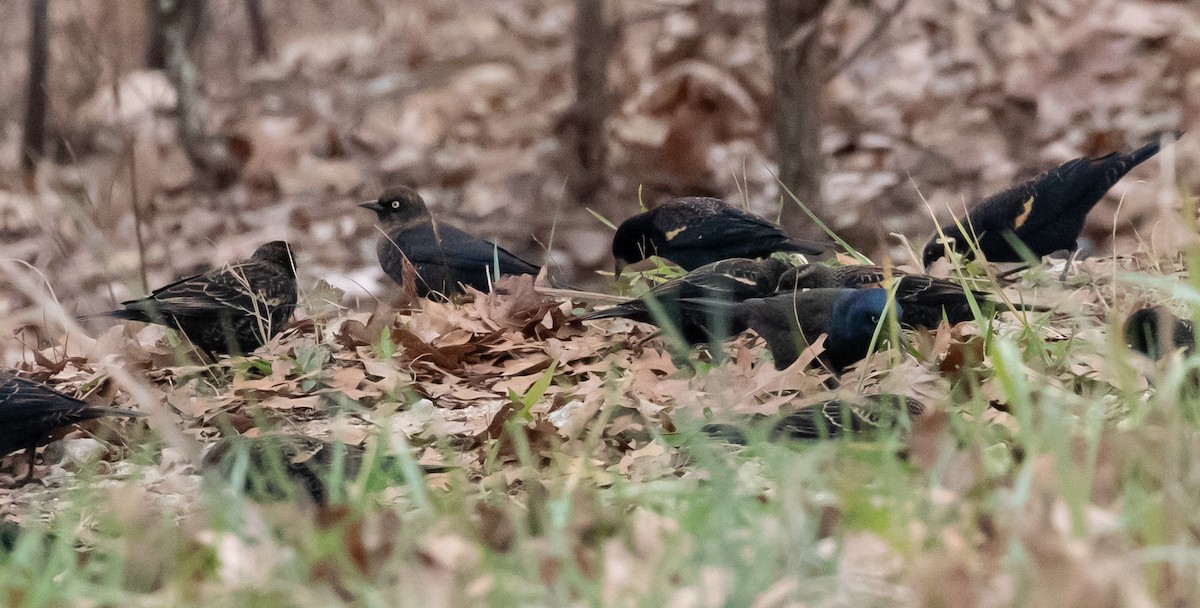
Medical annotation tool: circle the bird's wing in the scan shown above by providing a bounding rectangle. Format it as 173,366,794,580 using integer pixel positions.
399,224,540,275
894,275,979,305
1010,157,1097,231
655,206,785,250
0,375,137,423
128,261,284,318
834,265,893,288
0,374,84,410
959,180,1042,238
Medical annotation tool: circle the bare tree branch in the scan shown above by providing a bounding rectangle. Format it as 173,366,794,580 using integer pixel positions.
824,0,910,83
21,0,49,182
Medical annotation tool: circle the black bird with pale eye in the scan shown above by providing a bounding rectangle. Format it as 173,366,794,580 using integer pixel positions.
579,257,793,344
779,263,1048,329
82,241,297,358
1124,306,1197,360
0,372,141,483
611,197,830,274
205,433,448,505
697,287,901,372
922,132,1181,269
361,186,541,298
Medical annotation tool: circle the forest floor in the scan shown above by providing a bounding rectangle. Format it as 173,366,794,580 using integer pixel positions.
1,0,1200,605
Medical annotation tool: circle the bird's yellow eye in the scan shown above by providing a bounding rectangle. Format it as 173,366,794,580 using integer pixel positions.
391,201,401,209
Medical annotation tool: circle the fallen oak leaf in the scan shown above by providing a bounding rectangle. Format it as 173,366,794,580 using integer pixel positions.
392,328,496,372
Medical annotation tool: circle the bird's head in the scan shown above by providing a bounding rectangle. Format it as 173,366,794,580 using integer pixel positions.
921,230,962,270
611,213,656,277
252,241,296,275
830,288,902,347
360,186,431,229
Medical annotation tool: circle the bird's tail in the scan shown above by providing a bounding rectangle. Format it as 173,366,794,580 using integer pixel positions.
1123,130,1184,168
77,309,146,323
84,407,145,419
577,305,638,321
678,296,754,327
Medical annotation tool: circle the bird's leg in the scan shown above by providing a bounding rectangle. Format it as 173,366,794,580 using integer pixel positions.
820,375,842,391
17,445,37,486
198,346,221,367
1058,249,1082,282
996,265,1031,283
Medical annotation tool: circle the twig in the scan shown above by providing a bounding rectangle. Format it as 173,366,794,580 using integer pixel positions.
824,0,910,82
121,131,150,293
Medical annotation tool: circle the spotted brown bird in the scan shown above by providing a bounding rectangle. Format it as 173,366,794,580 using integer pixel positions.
579,257,793,344
1124,306,1196,360
83,241,297,358
779,263,1047,328
611,197,829,274
922,132,1181,268
0,372,141,482
360,186,541,298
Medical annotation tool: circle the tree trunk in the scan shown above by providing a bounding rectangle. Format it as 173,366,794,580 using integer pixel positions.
161,0,241,188
145,0,165,68
765,0,830,239
244,0,271,61
21,0,49,181
162,0,207,166
567,0,612,207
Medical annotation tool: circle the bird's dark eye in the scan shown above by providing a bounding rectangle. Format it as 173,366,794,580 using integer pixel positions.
391,201,401,209
869,314,880,325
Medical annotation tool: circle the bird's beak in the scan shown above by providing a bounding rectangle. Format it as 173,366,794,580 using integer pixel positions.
359,201,384,212
614,260,626,278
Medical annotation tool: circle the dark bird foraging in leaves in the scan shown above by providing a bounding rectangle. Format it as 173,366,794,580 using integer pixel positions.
1124,306,1196,360
579,258,793,344
701,394,927,444
922,132,1180,269
0,372,141,482
83,241,297,358
361,186,541,298
780,263,1047,328
205,433,447,505
611,197,830,274
733,287,901,372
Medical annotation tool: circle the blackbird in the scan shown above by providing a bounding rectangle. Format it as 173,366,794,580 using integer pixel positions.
205,433,447,505
700,394,926,443
922,132,1180,268
1124,306,1196,360
84,240,297,358
0,372,141,481
579,257,793,344
611,197,829,274
360,186,541,298
734,287,901,371
780,263,1047,328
